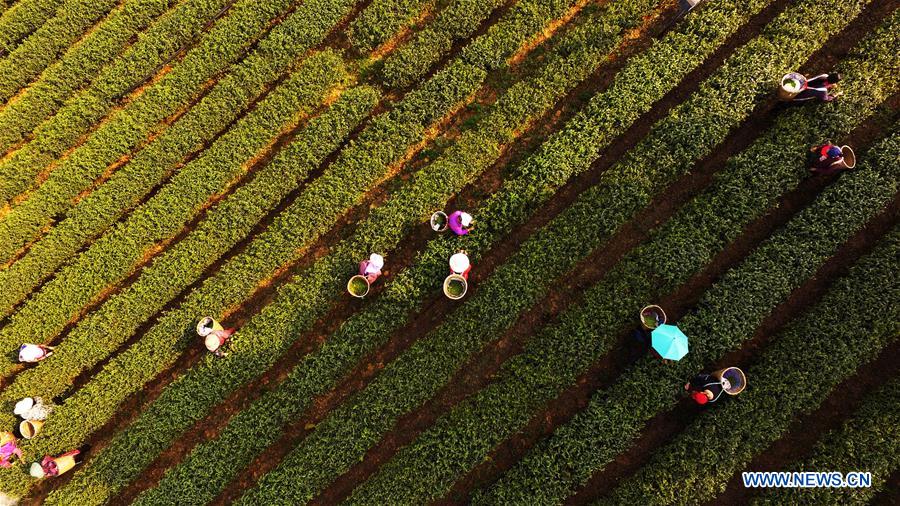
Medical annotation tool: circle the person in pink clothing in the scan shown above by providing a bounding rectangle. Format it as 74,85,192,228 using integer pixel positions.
448,211,473,236
358,253,385,284
0,432,22,468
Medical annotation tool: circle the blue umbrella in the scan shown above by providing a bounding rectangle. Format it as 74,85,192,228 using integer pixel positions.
651,324,689,361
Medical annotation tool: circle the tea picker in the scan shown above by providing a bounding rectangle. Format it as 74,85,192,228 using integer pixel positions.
359,253,385,283
448,211,473,236
779,72,842,102
29,450,84,479
197,316,234,358
347,253,385,298
808,143,856,176
14,397,53,440
685,367,747,405
0,432,22,468
443,251,471,300
18,343,54,363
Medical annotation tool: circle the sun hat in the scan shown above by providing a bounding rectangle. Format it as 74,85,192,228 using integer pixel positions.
14,398,34,417
29,462,46,478
459,212,473,227
369,253,384,271
205,334,223,352
449,252,470,274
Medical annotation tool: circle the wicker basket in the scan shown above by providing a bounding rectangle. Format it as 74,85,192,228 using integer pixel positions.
639,305,667,330
713,367,747,395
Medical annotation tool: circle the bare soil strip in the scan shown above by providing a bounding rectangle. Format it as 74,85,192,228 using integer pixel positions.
870,469,900,506
570,188,900,505
708,338,900,505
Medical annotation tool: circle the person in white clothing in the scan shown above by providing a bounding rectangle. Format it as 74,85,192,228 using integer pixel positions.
18,344,54,363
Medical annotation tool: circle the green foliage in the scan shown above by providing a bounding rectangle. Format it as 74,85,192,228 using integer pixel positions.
0,0,179,154
0,0,361,329
34,57,483,505
479,122,899,506
114,2,665,503
602,221,900,506
380,0,506,88
0,50,349,373
754,377,900,505
349,0,434,53
0,0,295,218
349,27,900,506
0,58,374,414
0,0,122,102
0,0,62,54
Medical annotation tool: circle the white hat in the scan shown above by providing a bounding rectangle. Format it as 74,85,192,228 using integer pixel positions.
369,253,384,270
14,398,34,417
449,253,470,274
29,462,45,478
205,334,223,352
459,212,473,227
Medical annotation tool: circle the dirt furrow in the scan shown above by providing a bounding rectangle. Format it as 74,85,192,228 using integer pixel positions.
708,338,900,505
569,190,900,505
169,6,679,505
870,470,900,505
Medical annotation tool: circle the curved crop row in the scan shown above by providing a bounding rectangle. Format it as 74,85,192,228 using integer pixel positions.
40,0,640,500
478,78,898,506
0,0,294,210
0,56,368,407
239,0,879,502
380,0,506,88
0,0,360,335
25,59,483,504
120,1,667,502
348,0,434,53
0,0,179,154
602,202,900,505
0,0,220,156
0,0,121,102
755,375,900,505
347,39,900,505
0,0,62,55
0,49,350,373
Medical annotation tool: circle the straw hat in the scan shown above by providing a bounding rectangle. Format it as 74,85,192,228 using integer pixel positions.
14,398,34,417
0,432,14,446
369,253,384,271
205,334,223,352
449,253,470,274
460,212,473,227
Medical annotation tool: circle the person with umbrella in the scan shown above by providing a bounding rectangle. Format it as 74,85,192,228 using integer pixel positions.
685,372,726,405
651,324,689,362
